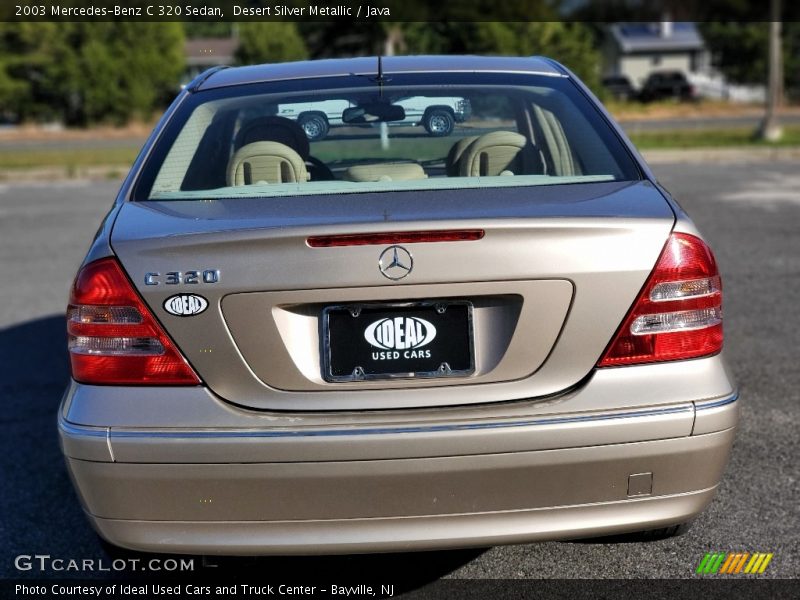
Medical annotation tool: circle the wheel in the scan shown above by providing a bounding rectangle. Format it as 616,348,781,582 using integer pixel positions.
298,113,329,141
423,109,455,137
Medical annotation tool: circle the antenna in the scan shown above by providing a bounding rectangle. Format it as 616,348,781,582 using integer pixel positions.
374,55,390,96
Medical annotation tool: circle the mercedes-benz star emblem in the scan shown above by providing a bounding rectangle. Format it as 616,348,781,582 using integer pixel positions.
378,245,413,280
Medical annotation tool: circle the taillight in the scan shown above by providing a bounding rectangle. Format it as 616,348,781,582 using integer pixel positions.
307,229,484,247
67,257,201,385
597,233,722,367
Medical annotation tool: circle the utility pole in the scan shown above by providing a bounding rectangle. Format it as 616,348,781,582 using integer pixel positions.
759,0,783,141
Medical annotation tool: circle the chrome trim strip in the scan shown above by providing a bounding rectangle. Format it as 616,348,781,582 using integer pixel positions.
59,420,108,438
694,391,739,411
199,69,566,91
92,403,695,440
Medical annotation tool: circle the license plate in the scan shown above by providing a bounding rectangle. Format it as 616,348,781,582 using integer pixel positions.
323,302,474,382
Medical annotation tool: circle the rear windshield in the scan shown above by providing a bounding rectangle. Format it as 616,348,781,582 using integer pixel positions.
134,72,640,201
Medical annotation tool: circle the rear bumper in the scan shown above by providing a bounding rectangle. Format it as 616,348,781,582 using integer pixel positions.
67,429,734,555
59,357,739,555
89,488,721,556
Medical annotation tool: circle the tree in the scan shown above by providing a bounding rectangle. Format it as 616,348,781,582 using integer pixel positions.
74,23,186,125
695,0,799,97
299,1,557,59
234,23,307,65
298,20,600,92
700,22,769,85
0,23,185,125
700,22,799,92
488,22,601,91
0,22,71,122
184,23,235,39
402,22,601,91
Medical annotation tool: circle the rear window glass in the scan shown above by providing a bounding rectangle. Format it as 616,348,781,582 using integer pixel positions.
134,72,640,201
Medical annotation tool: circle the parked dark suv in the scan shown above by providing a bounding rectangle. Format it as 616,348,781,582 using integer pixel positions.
601,75,636,102
639,71,697,102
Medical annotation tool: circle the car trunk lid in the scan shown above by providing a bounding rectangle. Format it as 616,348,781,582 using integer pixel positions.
110,180,675,410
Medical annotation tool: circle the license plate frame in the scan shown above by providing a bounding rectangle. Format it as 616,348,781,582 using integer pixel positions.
322,301,475,383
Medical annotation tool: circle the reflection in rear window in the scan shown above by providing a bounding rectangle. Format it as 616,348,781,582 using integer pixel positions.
135,73,640,201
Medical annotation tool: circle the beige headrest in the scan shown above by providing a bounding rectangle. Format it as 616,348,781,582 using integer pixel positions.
459,131,531,177
446,135,479,176
344,162,427,182
227,142,309,186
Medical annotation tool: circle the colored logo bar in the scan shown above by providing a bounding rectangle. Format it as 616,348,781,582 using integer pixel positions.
696,552,773,574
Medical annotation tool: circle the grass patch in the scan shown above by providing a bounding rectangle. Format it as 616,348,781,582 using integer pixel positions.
628,126,800,149
606,99,765,120
0,146,139,170
1,125,799,176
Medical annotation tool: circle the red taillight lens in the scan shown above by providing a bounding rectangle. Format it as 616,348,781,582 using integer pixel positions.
67,257,201,385
597,233,723,367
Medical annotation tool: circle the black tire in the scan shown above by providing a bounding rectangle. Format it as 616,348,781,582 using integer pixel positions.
423,108,455,137
298,113,329,141
571,521,694,544
635,521,694,541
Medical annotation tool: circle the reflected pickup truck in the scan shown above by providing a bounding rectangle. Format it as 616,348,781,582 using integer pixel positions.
278,96,471,140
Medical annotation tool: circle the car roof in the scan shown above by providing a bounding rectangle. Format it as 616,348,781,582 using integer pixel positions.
193,55,566,92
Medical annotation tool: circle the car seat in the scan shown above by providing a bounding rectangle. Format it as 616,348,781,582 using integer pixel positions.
234,116,310,158
459,131,542,177
344,162,428,182
226,142,310,185
233,116,334,181
445,135,479,176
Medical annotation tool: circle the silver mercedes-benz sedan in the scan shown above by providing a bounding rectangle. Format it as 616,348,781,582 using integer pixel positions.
59,56,738,555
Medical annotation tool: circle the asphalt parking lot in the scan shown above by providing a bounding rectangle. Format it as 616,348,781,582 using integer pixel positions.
0,160,797,587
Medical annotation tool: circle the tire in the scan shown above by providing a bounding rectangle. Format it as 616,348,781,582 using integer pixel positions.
298,113,329,141
633,521,694,541
423,109,455,137
571,521,694,544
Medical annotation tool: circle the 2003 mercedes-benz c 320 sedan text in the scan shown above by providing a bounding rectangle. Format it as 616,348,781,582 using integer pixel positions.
59,56,738,555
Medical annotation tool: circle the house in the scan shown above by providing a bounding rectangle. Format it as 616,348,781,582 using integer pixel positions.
603,22,710,89
183,37,239,85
